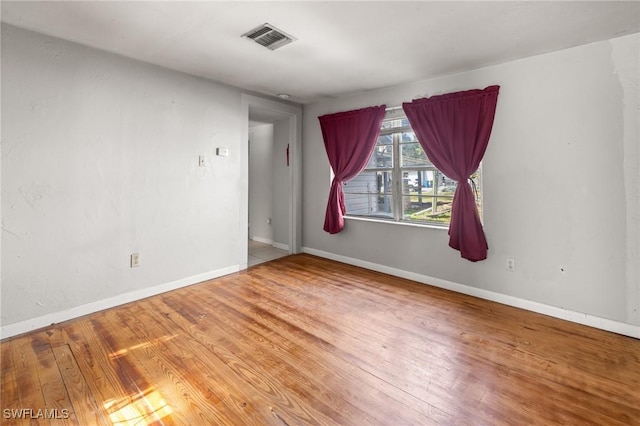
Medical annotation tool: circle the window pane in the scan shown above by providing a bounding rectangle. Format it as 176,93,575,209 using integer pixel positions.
436,174,457,194
342,116,483,227
366,143,393,168
405,168,455,223
344,171,393,195
402,195,454,224
401,170,433,195
344,171,393,218
382,118,412,130
381,120,396,130
470,170,483,220
377,134,393,145
400,142,430,167
345,194,393,218
402,174,483,224
401,131,418,142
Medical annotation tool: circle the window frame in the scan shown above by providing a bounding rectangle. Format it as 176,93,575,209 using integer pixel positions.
342,112,483,228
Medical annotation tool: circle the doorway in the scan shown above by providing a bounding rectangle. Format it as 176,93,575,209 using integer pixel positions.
240,94,302,269
248,120,288,266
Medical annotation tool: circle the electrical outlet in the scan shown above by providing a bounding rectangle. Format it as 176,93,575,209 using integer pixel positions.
506,257,515,272
199,155,206,167
131,253,141,268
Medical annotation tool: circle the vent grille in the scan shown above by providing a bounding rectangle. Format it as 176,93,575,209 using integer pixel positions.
242,23,295,51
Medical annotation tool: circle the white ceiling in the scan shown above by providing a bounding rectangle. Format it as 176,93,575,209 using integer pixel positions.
2,1,639,104
249,105,291,127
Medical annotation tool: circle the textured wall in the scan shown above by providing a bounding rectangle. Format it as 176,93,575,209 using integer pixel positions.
272,119,291,249
303,34,640,326
1,24,244,326
249,124,274,243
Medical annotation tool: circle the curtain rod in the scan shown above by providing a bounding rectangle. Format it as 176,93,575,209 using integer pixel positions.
385,105,403,111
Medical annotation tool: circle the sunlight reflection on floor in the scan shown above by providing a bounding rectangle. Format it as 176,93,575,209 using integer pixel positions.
104,388,172,425
109,335,178,360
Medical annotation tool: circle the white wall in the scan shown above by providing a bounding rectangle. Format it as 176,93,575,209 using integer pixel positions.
1,24,245,331
247,120,291,249
302,34,640,329
249,124,274,243
272,119,290,249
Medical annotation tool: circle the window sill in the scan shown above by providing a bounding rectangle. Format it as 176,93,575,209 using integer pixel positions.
344,215,449,231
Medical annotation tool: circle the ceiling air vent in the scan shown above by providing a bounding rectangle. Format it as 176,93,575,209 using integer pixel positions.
242,23,296,51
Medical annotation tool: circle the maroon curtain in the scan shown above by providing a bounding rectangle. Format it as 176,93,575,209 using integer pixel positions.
319,105,387,234
403,86,499,261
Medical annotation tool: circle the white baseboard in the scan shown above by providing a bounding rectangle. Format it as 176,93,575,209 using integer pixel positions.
272,242,289,251
251,236,273,245
302,247,640,339
0,265,240,340
250,237,288,251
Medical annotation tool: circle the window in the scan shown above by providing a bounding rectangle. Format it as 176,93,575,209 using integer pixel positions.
343,113,482,227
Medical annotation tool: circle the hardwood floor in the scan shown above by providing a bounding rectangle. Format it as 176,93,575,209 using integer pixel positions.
1,254,639,425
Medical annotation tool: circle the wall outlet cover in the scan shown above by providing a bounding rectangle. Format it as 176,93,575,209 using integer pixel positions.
506,257,515,272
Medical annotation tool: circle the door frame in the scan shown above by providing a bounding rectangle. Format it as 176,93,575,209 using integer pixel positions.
240,94,302,269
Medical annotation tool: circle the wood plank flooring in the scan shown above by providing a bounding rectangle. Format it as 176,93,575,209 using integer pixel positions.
1,254,639,425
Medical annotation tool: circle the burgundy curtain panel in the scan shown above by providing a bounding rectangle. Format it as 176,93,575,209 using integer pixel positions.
403,86,500,261
319,105,387,234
